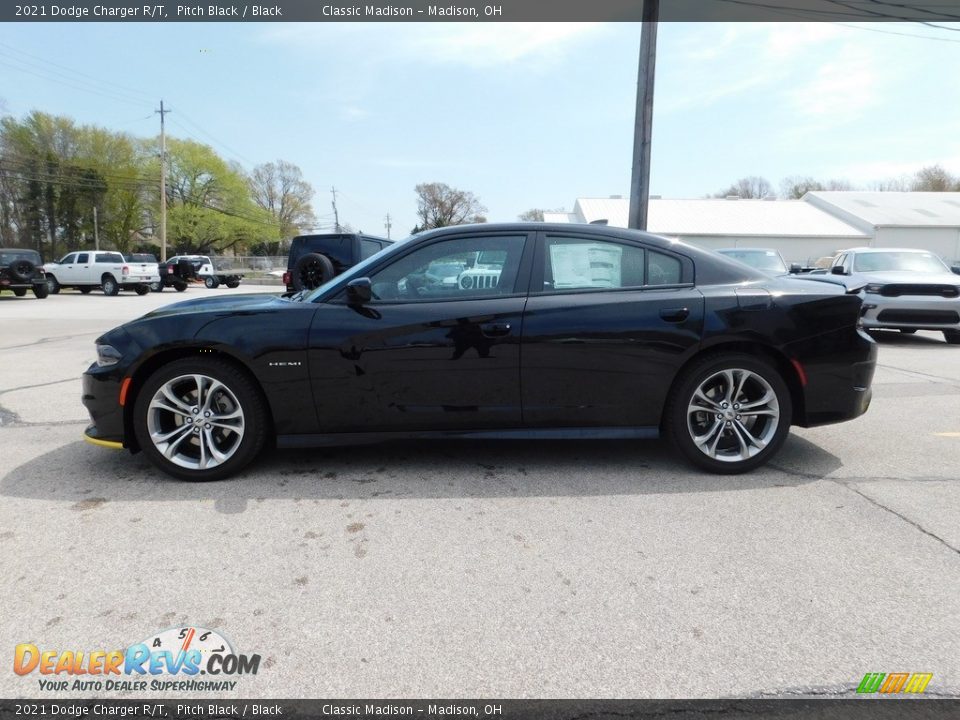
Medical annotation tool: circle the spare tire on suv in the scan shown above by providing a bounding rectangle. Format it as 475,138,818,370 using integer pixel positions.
0,248,49,299
284,232,393,292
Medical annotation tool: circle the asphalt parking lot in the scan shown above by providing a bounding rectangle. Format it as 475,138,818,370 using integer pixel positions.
1,286,959,699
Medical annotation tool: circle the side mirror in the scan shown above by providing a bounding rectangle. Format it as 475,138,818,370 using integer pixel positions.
346,277,373,305
789,263,802,274
830,266,847,276
951,265,960,276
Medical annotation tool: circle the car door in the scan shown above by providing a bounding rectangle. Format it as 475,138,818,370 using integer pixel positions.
521,231,704,428
307,231,533,433
54,253,77,283
73,253,92,283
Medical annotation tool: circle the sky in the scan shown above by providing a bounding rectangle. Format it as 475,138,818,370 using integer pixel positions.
1,20,959,237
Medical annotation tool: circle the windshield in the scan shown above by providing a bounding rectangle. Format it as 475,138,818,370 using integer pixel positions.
718,249,787,273
302,235,415,302
854,251,948,273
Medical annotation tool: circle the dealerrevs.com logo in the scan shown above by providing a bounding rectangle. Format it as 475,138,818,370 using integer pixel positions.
14,626,262,692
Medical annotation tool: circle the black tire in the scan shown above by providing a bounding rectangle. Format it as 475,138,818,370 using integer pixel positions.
135,284,150,296
46,275,61,294
133,358,268,481
225,278,240,289
174,282,187,292
9,259,36,283
32,283,48,299
944,330,960,345
293,252,335,291
12,287,26,297
204,276,219,289
150,282,163,292
79,287,93,294
899,329,917,334
101,275,119,296
664,353,793,474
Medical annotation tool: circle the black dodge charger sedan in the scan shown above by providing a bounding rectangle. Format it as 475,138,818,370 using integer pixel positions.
82,224,877,481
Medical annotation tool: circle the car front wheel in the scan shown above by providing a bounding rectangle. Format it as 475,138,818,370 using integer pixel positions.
665,353,792,474
46,275,61,294
204,276,219,289
133,358,268,481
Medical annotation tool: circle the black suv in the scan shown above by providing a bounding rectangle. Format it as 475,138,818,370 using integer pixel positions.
284,233,392,292
0,248,48,299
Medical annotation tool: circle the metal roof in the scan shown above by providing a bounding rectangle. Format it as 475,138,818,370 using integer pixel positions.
555,198,868,238
804,191,960,227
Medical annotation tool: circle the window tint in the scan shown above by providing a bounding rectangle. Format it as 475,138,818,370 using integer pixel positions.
76,253,89,264
97,252,124,263
647,250,682,285
359,239,382,260
542,236,645,290
369,235,526,302
60,254,76,264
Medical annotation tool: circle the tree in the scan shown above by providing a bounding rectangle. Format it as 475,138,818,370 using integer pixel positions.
518,208,544,222
248,160,316,239
912,164,957,192
712,176,775,199
779,176,854,199
414,182,487,230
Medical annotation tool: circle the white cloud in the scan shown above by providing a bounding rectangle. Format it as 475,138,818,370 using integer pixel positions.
786,44,878,122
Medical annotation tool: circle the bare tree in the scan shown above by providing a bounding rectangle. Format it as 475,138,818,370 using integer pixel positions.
780,176,854,199
249,160,316,238
518,208,545,222
713,176,775,199
414,182,487,230
912,164,957,192
868,175,912,192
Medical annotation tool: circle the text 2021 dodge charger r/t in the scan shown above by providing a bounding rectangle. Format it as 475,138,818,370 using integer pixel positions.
82,223,877,481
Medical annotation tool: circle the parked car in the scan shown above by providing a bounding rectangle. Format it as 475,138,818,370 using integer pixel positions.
827,247,960,344
82,223,877,481
284,232,393,292
44,251,158,295
716,248,802,275
156,255,243,290
0,247,48,299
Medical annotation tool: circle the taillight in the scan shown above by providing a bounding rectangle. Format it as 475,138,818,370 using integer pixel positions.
122,265,130,276
282,271,291,285
167,266,173,274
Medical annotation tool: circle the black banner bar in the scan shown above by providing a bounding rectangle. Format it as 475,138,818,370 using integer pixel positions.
2,699,960,720
4,0,960,23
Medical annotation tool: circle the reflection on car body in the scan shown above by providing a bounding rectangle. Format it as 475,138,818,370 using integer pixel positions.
81,223,878,481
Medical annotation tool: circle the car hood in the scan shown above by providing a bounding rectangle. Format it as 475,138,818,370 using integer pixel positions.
140,292,288,320
855,271,960,285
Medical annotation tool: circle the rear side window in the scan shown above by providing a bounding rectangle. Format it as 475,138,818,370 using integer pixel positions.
360,239,382,260
648,251,682,285
97,253,124,263
543,236,646,291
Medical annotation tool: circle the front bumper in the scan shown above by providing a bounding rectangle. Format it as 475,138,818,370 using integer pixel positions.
82,368,126,447
861,294,960,331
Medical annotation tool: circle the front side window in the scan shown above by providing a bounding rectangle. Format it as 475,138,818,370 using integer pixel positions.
60,254,76,264
76,253,89,264
369,234,526,302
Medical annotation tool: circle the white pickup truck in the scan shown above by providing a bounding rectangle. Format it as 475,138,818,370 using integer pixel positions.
43,250,160,296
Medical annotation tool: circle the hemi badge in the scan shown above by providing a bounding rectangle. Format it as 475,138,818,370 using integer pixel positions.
268,361,302,367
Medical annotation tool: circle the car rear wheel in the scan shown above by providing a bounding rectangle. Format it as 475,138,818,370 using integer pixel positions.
944,330,960,345
150,282,163,292
174,282,187,292
102,276,119,296
12,288,26,297
133,358,268,481
665,353,792,474
293,252,335,291
135,284,150,296
46,275,61,294
225,278,240,288
32,283,48,299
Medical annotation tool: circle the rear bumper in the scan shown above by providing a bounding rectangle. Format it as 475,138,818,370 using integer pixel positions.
787,327,878,428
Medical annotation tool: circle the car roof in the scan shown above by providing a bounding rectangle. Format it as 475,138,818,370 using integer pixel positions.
843,247,935,254
715,247,779,253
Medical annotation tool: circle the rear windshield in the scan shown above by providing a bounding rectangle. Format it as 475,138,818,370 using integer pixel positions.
0,250,42,265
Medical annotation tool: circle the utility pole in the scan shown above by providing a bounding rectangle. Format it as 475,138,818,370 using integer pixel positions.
384,213,392,239
628,0,659,231
156,100,171,260
93,206,99,250
331,186,340,232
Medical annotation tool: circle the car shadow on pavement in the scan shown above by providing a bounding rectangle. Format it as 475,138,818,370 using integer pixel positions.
867,329,956,348
2,434,841,510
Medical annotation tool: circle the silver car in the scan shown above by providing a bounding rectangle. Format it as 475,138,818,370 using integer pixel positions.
829,247,960,344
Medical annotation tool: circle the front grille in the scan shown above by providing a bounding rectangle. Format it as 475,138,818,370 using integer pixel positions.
877,309,960,324
880,284,959,298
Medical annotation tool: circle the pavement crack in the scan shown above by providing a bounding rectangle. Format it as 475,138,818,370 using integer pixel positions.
833,479,960,557
0,331,99,351
0,378,76,396
877,362,960,388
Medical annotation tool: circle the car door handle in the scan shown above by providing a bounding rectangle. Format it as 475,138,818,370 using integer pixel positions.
480,322,512,337
659,307,689,323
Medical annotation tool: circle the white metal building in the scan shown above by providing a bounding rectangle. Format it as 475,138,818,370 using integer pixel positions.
803,191,960,263
543,197,869,265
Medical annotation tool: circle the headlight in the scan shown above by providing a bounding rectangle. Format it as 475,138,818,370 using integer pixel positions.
864,283,884,294
96,344,122,367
